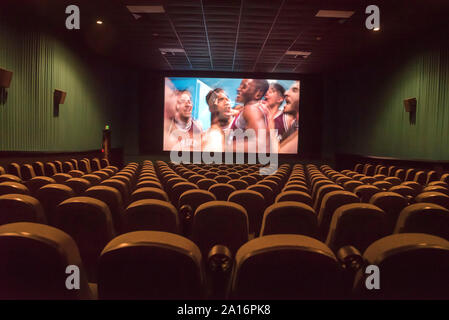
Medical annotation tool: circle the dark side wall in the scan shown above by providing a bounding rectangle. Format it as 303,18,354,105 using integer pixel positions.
0,14,135,153
323,34,449,162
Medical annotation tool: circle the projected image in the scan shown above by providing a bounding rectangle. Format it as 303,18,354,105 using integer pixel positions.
163,77,299,154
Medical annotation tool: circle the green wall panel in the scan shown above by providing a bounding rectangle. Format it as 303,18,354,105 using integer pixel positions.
324,41,449,161
0,21,129,151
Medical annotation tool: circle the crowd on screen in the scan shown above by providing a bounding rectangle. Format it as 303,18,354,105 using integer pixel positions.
163,79,300,154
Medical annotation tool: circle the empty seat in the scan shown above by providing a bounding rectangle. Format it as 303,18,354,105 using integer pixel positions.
283,183,309,193
98,231,205,299
389,185,417,199
395,203,449,240
91,158,101,171
413,171,427,185
32,162,45,176
124,199,179,234
68,170,84,178
228,190,265,236
353,185,380,202
100,158,110,168
62,161,74,173
81,174,102,186
85,185,124,234
372,180,393,191
7,163,22,179
369,192,408,233
0,222,94,299
343,180,363,192
313,184,344,211
196,178,217,191
326,203,387,253
230,234,340,299
394,169,405,181
275,190,312,206
215,175,231,183
136,180,163,190
20,164,36,181
24,176,55,196
317,191,360,239
0,194,46,225
65,178,91,196
0,166,5,175
404,168,417,181
248,184,274,206
179,189,216,214
79,160,91,174
260,202,318,238
55,197,116,282
384,177,401,186
227,179,248,190
426,171,439,185
192,201,248,257
0,182,30,196
35,184,75,225
53,161,63,173
401,181,423,194
415,192,449,209
171,182,198,207
52,173,72,184
44,162,58,177
240,175,257,185
92,170,110,180
131,187,169,202
422,185,449,196
208,183,236,201
353,233,449,299
101,179,129,205
0,174,22,183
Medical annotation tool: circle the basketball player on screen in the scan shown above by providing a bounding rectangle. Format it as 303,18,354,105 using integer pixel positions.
202,88,234,152
230,79,271,152
279,81,300,153
167,89,203,151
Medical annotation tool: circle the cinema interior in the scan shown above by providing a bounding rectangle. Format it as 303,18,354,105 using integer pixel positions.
0,0,448,301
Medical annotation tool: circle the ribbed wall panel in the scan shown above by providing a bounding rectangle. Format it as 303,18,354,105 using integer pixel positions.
0,21,130,151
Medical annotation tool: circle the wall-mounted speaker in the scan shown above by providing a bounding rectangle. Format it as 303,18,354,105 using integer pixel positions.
54,89,67,104
0,68,13,88
404,98,417,113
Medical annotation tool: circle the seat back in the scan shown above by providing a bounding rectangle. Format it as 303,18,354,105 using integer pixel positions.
192,201,248,257
228,190,265,236
326,203,387,252
0,222,93,299
395,203,449,241
369,191,408,233
0,194,46,225
55,197,115,282
7,163,22,179
354,233,449,299
260,202,318,238
65,178,91,196
0,181,30,196
98,231,205,299
21,164,36,181
275,191,312,206
124,199,179,234
230,234,340,299
24,176,55,196
85,185,124,234
415,192,449,209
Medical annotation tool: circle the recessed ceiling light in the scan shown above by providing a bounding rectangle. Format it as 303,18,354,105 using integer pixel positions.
126,5,165,13
315,10,355,18
96,20,103,25
285,50,312,57
373,27,380,31
316,36,322,41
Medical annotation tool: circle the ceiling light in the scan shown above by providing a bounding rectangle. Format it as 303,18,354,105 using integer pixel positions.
285,50,312,57
126,5,165,13
96,20,103,25
373,27,380,31
315,10,355,18
159,48,185,54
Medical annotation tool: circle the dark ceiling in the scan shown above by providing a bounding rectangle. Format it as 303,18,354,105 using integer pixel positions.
3,0,449,74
